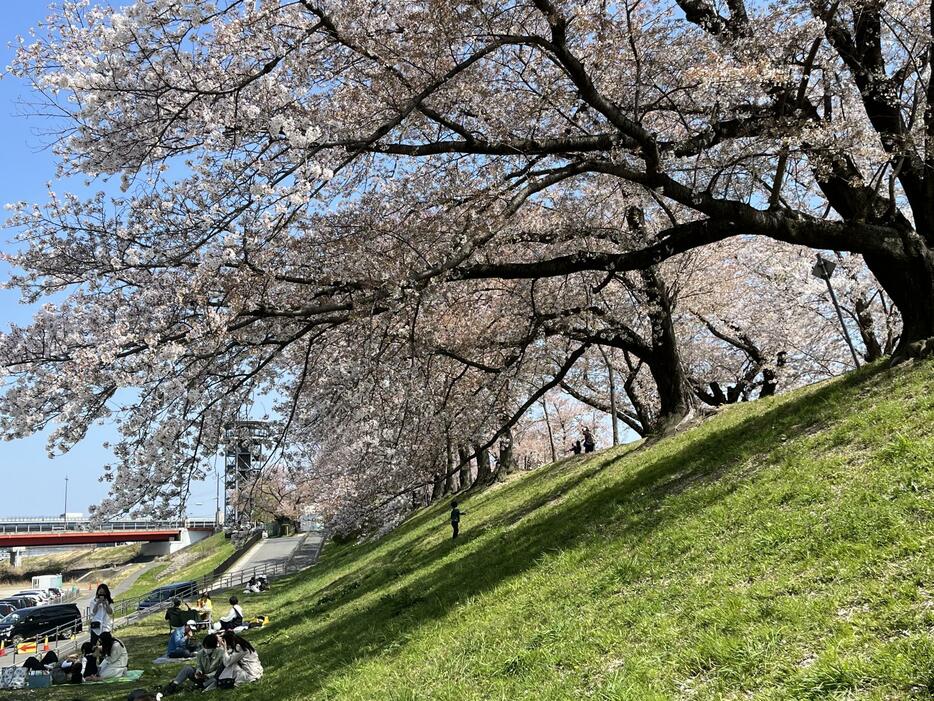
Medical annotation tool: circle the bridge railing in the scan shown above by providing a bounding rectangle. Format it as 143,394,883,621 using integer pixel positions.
0,519,216,535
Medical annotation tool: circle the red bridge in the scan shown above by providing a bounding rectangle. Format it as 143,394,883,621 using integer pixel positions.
0,518,217,560
0,529,187,548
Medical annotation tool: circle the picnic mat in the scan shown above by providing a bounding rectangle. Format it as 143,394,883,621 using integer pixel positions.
85,669,144,684
153,656,189,665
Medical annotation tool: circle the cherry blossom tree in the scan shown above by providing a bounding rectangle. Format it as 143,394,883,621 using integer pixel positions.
2,0,929,518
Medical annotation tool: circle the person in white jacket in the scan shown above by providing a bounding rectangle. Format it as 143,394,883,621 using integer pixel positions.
215,595,244,631
89,583,114,645
87,632,128,680
206,631,262,689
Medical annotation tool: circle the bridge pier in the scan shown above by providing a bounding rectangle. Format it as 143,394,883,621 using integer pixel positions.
7,547,24,568
140,527,209,556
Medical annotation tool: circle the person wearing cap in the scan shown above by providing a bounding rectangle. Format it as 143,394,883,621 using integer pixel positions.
166,620,198,658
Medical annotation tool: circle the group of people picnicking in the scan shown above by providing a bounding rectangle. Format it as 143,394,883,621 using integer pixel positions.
22,583,126,685
23,633,128,684
19,582,265,693
161,592,262,693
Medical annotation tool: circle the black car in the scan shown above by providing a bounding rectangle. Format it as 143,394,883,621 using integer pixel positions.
137,581,197,610
0,596,38,610
0,604,82,645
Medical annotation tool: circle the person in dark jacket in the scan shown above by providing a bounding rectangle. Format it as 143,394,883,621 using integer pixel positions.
450,501,466,539
582,427,596,453
165,598,192,628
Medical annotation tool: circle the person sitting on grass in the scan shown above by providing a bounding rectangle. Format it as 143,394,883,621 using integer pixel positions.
194,592,213,622
215,595,244,631
166,620,199,658
51,642,98,684
86,631,128,680
207,630,263,690
161,633,225,695
164,598,192,629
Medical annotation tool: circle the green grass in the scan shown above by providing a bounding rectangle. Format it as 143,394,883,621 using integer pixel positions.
5,360,934,699
117,533,236,603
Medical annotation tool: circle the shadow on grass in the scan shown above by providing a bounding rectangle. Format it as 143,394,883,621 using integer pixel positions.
192,364,901,698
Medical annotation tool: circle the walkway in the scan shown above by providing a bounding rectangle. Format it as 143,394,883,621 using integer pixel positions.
226,534,306,576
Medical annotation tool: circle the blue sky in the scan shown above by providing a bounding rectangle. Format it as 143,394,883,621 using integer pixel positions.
0,2,216,517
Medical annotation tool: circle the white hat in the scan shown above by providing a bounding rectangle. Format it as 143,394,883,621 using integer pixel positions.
212,622,222,632
186,620,196,627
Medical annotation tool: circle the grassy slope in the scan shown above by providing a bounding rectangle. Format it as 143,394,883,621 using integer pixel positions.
117,532,236,602
6,360,934,700
0,543,142,585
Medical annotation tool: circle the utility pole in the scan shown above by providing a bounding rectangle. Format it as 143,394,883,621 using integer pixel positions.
811,254,861,368
63,476,69,529
215,466,223,528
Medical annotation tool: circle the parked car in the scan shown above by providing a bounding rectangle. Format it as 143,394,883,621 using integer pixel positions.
0,604,82,645
137,581,197,610
15,589,52,603
2,595,40,608
47,587,64,599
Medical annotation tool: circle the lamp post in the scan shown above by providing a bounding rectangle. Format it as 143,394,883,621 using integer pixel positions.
811,254,861,368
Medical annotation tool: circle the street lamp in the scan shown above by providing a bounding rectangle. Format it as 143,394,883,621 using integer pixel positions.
811,254,861,368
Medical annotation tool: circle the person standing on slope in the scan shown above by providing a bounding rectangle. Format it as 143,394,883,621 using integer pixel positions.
450,501,466,540
582,427,596,454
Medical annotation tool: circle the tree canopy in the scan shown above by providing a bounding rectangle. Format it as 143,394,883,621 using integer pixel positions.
2,0,927,525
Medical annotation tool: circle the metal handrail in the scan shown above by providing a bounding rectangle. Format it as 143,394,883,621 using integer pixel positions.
1,555,313,667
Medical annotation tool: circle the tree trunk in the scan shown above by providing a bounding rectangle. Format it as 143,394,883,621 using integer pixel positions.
853,293,883,362
640,264,698,434
474,444,492,486
430,472,444,502
599,346,620,446
540,398,557,463
443,444,455,495
864,249,934,360
457,445,471,491
498,426,514,480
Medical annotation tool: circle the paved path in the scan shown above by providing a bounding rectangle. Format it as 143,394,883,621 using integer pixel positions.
287,533,324,570
227,534,306,577
112,560,161,598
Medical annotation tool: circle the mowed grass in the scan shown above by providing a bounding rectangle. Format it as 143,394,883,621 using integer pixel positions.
5,359,934,700
117,532,236,603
